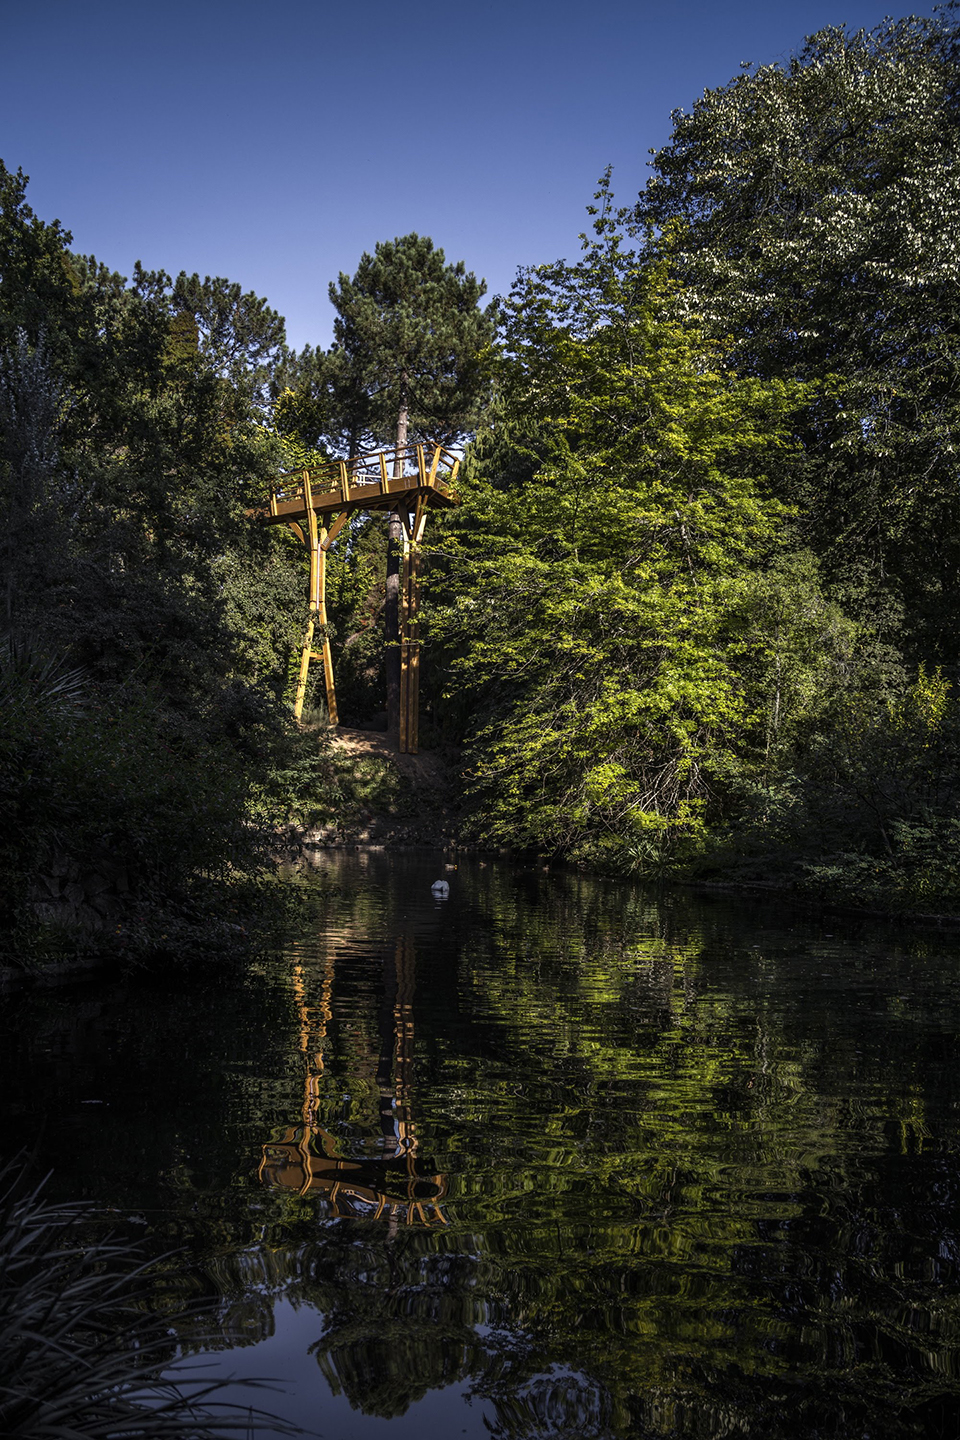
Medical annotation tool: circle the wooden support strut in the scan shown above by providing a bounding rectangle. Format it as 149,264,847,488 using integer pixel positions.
292,468,339,724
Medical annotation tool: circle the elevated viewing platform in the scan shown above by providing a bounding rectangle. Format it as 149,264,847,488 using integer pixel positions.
250,441,461,749
254,441,461,526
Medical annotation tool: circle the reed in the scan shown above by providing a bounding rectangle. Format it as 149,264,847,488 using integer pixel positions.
0,1163,300,1438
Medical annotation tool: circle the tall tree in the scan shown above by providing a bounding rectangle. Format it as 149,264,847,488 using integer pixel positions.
324,234,495,732
431,189,843,871
327,233,493,451
0,162,311,952
634,14,960,665
166,269,285,410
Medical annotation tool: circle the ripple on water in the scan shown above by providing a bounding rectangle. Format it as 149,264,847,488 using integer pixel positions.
2,855,960,1437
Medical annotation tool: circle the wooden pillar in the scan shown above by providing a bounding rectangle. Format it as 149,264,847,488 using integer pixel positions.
399,498,428,754
385,513,402,736
316,538,338,725
399,536,420,753
292,469,339,724
293,472,317,722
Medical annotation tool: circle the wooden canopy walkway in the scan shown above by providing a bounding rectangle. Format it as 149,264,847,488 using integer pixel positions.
251,442,460,753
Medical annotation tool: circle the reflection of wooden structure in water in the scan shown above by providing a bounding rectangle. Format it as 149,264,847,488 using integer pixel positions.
250,442,461,752
259,939,447,1227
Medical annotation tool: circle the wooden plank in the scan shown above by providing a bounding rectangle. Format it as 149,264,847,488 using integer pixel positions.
413,495,428,545
306,506,319,605
261,482,458,523
254,467,461,525
264,441,443,503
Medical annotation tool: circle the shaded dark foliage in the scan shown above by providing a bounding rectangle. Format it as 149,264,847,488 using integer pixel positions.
0,1162,300,1438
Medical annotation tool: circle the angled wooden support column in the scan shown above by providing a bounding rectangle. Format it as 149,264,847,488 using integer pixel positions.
399,535,412,754
292,472,316,722
398,495,432,754
293,467,340,724
315,535,338,725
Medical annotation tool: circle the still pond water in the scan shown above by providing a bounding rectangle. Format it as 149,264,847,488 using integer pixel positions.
2,853,960,1438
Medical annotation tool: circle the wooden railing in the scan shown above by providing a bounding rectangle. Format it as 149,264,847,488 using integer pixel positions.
262,441,461,521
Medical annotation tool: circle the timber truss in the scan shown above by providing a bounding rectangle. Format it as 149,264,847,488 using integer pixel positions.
252,442,460,753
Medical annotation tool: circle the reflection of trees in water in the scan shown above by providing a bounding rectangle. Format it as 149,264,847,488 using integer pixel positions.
301,1227,626,1431
8,857,959,1436
315,1318,479,1419
239,870,960,1435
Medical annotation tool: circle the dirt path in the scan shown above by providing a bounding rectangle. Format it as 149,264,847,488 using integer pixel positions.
330,728,454,792
292,727,464,848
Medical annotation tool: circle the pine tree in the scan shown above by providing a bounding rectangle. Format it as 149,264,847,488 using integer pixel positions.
325,234,495,732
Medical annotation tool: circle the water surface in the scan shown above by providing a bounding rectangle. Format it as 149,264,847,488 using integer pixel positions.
2,854,959,1438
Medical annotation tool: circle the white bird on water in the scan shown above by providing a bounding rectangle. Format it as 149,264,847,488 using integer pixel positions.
431,879,450,898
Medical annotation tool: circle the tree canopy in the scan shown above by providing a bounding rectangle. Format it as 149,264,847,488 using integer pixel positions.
635,13,960,662
276,234,495,458
427,186,845,869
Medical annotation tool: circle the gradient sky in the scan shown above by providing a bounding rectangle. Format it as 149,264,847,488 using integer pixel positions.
1,0,936,351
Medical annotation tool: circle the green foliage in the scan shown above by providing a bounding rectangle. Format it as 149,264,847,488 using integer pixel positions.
723,665,960,907
273,233,496,456
416,16,960,907
636,13,960,661
0,630,263,954
164,268,285,409
248,726,411,831
431,183,821,873
319,513,389,725
271,344,359,456
802,817,960,911
0,163,325,958
724,550,858,786
325,232,496,449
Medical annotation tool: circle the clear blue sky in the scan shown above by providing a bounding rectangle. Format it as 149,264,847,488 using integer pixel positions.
1,0,935,351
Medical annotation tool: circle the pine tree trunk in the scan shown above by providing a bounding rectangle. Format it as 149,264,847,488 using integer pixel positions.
385,387,408,737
